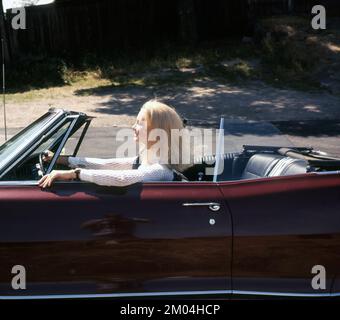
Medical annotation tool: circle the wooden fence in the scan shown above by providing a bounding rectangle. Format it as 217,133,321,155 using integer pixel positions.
4,0,340,58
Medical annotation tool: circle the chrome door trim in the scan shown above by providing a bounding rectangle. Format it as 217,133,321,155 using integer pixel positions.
182,202,221,212
0,290,232,300
0,289,339,300
0,180,91,186
0,180,39,186
315,171,340,175
232,290,336,298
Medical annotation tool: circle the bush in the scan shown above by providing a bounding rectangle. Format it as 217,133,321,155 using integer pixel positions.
6,56,70,91
256,16,323,90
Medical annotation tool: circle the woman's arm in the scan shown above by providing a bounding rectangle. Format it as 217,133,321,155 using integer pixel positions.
43,150,138,170
78,164,174,187
67,156,138,170
38,163,173,188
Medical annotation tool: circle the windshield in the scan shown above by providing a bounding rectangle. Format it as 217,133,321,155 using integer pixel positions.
189,119,296,157
0,112,57,169
222,120,295,153
34,121,72,155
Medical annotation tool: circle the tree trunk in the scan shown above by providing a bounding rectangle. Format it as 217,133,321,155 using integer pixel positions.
288,0,294,13
178,0,198,45
246,0,257,37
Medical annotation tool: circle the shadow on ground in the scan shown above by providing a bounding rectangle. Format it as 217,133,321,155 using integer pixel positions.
74,79,340,132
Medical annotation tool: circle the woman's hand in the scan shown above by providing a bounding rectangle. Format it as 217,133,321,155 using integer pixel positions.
38,170,76,188
42,150,69,166
42,150,54,163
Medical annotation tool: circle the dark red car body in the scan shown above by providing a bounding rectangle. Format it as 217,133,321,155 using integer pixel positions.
0,109,339,299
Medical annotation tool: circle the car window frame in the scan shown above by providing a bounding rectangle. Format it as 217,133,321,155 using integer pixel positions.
46,116,79,174
0,111,64,178
0,114,82,182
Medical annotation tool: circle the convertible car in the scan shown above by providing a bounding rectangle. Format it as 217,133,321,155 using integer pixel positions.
0,108,340,299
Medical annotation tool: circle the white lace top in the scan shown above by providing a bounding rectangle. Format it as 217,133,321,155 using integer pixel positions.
68,156,174,187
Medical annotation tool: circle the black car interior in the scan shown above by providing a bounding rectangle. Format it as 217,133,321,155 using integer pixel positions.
2,108,340,185
4,140,340,183
181,145,340,182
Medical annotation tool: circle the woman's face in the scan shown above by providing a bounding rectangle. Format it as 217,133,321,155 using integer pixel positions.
132,109,148,143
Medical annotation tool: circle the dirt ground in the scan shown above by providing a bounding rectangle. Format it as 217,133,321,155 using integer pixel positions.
4,79,340,129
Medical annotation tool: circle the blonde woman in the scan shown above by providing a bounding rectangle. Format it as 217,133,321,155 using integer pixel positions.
38,100,187,188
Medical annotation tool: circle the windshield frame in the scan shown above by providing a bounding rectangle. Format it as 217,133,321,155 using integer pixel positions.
0,113,56,158
0,109,87,179
0,110,64,177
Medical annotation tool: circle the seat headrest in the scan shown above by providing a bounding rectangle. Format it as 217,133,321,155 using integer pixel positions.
242,153,307,180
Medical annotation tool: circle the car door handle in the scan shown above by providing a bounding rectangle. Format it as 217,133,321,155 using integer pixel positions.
182,202,221,212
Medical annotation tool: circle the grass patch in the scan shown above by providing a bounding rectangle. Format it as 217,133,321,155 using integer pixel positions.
205,59,258,83
6,40,259,98
6,73,111,103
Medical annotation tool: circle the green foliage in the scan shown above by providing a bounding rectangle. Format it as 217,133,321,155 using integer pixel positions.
6,56,69,91
256,15,326,91
6,41,259,91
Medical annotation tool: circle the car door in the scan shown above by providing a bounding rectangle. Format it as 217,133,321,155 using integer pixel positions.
0,180,232,299
219,172,340,298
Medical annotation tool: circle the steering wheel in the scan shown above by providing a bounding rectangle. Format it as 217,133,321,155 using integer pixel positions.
39,150,49,176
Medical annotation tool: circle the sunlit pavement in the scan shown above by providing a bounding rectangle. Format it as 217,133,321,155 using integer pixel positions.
1,120,340,158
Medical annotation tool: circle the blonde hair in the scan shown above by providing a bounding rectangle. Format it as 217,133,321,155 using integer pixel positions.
140,99,189,172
